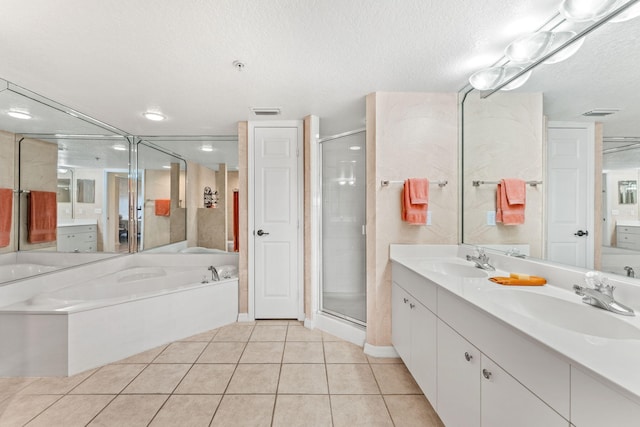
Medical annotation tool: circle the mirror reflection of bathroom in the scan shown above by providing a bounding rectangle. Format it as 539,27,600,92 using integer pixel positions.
618,180,637,205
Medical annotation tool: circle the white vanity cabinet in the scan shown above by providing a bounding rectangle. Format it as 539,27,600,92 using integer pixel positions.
391,263,437,404
616,221,640,250
570,367,640,427
57,224,97,252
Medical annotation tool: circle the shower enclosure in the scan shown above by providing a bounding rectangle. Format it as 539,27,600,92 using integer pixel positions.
319,130,366,325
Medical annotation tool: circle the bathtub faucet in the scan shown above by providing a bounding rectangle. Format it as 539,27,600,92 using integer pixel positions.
208,266,220,281
624,266,635,278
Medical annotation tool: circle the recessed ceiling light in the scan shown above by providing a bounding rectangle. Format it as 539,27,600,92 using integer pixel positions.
201,145,215,152
8,109,31,120
143,111,166,121
582,108,620,117
250,107,281,116
112,144,127,151
162,165,171,169
349,146,361,151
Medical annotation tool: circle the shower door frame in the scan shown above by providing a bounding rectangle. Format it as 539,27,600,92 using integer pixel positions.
318,128,367,327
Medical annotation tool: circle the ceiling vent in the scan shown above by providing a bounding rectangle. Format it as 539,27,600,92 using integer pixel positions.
251,107,281,116
582,108,620,117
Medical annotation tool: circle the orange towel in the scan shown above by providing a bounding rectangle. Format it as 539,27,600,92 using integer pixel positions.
0,188,12,248
155,199,171,216
401,179,427,225
496,179,526,225
28,191,57,243
489,276,546,286
408,178,429,205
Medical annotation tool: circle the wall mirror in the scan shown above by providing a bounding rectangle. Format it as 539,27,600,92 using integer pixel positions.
462,5,640,278
138,136,239,253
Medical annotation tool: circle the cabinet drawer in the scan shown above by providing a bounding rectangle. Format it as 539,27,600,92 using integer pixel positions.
58,225,97,236
617,225,640,235
438,287,570,419
617,232,640,250
392,262,437,312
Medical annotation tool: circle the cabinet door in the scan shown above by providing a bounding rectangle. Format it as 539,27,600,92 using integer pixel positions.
437,320,480,427
391,282,411,364
481,357,568,427
571,367,640,427
410,301,437,404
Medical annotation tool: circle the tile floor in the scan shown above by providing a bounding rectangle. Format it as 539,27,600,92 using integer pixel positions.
0,320,444,427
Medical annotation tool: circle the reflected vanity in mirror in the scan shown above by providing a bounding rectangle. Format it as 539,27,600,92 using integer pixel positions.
461,5,640,278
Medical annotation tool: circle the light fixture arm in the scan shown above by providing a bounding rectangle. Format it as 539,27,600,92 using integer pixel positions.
480,0,640,98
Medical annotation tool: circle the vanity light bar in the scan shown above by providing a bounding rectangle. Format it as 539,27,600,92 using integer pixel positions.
472,180,542,187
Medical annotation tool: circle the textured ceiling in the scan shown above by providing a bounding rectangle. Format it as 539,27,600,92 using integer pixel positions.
0,0,559,137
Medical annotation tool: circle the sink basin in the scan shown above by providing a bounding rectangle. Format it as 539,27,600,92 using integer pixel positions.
418,261,489,278
488,289,640,340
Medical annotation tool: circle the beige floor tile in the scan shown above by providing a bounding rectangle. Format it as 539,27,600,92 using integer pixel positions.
278,364,328,394
0,394,61,426
384,395,444,427
213,324,254,342
272,395,332,427
116,345,168,364
240,341,284,363
197,341,246,363
250,325,288,341
367,355,404,364
122,364,190,394
283,341,325,363
0,377,37,395
371,364,422,394
153,341,208,363
323,341,368,363
26,394,114,427
286,325,323,341
70,364,146,394
288,320,303,326
255,319,290,325
18,369,97,395
88,394,168,427
211,394,275,427
179,329,218,342
226,364,280,394
330,395,394,427
174,364,236,394
149,394,221,426
326,364,380,394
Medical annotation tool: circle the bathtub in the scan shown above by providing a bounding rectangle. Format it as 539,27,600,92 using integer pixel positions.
0,263,60,282
0,253,239,377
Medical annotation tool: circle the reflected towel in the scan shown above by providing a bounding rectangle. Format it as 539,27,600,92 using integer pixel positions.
155,199,171,216
401,179,427,225
496,178,526,225
0,188,12,248
28,191,57,243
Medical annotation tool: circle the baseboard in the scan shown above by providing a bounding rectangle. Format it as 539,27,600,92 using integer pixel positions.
236,313,254,322
303,318,316,329
363,343,399,358
314,312,366,347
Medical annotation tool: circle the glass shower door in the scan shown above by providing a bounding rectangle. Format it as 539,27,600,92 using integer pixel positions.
320,131,366,325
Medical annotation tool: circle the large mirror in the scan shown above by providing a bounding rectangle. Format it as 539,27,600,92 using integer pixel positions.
462,7,640,278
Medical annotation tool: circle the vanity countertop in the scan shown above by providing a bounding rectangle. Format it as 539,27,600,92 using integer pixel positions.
390,244,640,405
617,220,640,227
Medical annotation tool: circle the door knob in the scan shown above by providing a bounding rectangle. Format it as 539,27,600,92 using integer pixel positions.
574,230,589,237
256,229,270,236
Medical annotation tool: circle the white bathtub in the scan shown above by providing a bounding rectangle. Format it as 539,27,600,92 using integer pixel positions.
0,253,239,377
0,263,60,282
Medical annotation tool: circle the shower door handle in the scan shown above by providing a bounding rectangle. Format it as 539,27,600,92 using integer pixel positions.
256,229,270,236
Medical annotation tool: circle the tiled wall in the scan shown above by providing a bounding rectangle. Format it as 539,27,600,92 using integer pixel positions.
366,92,459,347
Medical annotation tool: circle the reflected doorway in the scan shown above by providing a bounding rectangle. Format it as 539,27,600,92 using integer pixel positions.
320,130,366,325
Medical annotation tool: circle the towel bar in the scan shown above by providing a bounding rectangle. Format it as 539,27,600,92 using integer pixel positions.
381,180,448,188
472,180,542,187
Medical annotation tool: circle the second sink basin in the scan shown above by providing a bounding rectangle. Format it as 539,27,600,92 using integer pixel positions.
487,289,640,340
418,261,489,278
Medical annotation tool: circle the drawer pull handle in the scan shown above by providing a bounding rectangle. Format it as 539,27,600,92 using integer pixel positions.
409,303,415,309
464,352,473,362
482,369,492,380
403,298,409,304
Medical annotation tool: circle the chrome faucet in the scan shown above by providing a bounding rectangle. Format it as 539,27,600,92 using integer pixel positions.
624,266,635,278
506,247,526,258
466,248,495,271
208,265,220,281
573,275,634,316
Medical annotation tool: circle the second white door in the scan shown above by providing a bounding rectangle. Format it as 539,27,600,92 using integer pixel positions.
253,125,301,319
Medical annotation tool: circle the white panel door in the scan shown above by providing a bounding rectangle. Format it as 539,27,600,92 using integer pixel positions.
253,126,300,319
547,124,593,268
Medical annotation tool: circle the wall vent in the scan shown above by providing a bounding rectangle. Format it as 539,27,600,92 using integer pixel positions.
582,108,620,117
251,107,281,116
